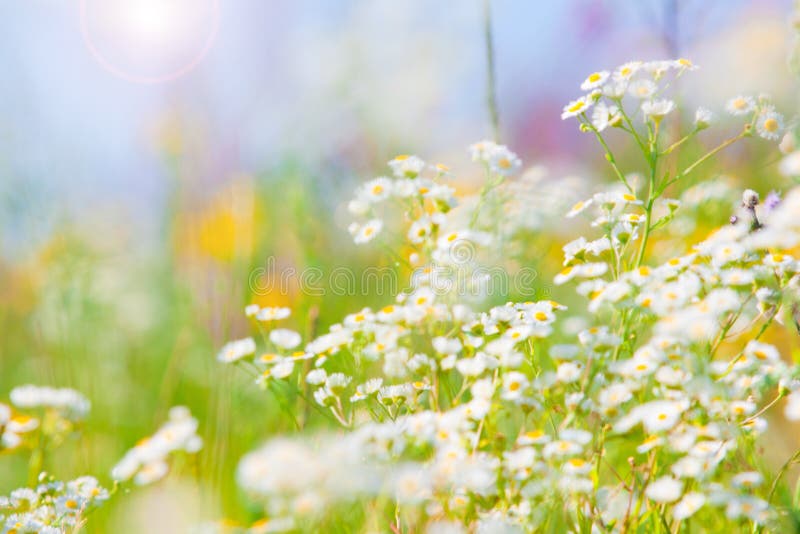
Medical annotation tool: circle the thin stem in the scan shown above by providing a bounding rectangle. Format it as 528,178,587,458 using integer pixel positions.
634,136,658,268
661,129,697,155
583,116,633,193
743,392,785,426
681,129,748,178
617,104,649,157
767,449,800,505
483,0,500,141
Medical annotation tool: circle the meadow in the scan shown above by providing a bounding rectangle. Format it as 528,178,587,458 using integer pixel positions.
2,2,800,533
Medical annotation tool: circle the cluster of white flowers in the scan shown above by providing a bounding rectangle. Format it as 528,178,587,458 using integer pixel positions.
346,142,519,267
0,474,108,533
237,401,505,527
563,59,784,142
9,385,90,421
111,406,203,486
0,401,39,451
217,58,800,532
0,385,90,452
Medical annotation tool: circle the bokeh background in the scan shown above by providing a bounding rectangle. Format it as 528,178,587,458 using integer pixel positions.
1,0,798,531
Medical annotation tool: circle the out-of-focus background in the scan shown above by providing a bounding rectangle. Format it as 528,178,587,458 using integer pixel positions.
0,0,797,530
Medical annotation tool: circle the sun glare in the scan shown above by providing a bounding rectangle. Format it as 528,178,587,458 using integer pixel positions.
80,0,218,83
119,0,184,46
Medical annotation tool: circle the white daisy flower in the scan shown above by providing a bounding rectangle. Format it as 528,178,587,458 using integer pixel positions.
351,219,383,244
488,145,522,176
785,391,800,421
501,372,529,401
731,471,763,489
388,155,425,178
628,79,657,99
694,107,713,129
305,369,327,385
672,58,698,71
725,95,755,116
580,70,610,91
270,329,301,350
360,176,394,202
641,99,675,122
556,362,583,383
613,60,642,82
255,306,291,321
469,140,498,162
756,107,784,140
561,96,592,120
673,492,706,520
566,198,592,218
645,476,683,503
216,338,257,363
591,102,622,131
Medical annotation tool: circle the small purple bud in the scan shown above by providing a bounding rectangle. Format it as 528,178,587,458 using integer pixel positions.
730,215,739,225
764,191,781,213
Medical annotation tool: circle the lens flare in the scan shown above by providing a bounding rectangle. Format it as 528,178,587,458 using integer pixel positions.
80,0,219,84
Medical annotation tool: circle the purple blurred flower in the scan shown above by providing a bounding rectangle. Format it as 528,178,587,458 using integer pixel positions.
764,191,781,213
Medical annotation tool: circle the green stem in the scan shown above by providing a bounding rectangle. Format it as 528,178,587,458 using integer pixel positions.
680,129,748,179
743,392,785,426
635,141,659,268
661,129,697,155
767,449,800,505
583,117,633,193
483,0,500,141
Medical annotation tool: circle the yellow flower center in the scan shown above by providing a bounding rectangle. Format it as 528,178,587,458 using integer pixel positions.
764,118,779,132
568,101,585,113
